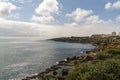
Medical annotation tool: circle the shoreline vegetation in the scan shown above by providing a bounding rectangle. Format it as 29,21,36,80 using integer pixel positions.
23,33,120,80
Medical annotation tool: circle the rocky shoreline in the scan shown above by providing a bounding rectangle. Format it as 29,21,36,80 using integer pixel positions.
23,49,96,80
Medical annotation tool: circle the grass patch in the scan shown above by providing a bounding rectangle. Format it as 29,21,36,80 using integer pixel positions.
66,59,120,80
107,49,120,55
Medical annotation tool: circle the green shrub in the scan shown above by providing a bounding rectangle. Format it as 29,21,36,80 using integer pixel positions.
95,53,112,60
107,49,120,55
66,59,120,80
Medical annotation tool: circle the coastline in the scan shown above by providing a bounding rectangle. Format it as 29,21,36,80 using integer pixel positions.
23,38,97,80
23,36,120,80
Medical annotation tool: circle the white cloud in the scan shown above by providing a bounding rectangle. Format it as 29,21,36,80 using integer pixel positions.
64,22,79,27
86,15,104,24
0,2,16,18
66,8,92,22
31,15,55,24
0,19,119,38
105,2,112,10
105,0,120,10
66,8,105,24
0,19,45,36
35,0,59,16
31,0,59,24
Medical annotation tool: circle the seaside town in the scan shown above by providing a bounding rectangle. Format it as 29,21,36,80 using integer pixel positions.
91,32,120,38
23,32,120,80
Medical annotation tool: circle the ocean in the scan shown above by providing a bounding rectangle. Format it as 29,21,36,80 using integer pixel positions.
0,36,95,80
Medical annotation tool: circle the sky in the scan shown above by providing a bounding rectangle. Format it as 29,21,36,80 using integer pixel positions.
0,0,120,38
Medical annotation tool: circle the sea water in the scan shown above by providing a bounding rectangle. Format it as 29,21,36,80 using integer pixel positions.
0,36,95,80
